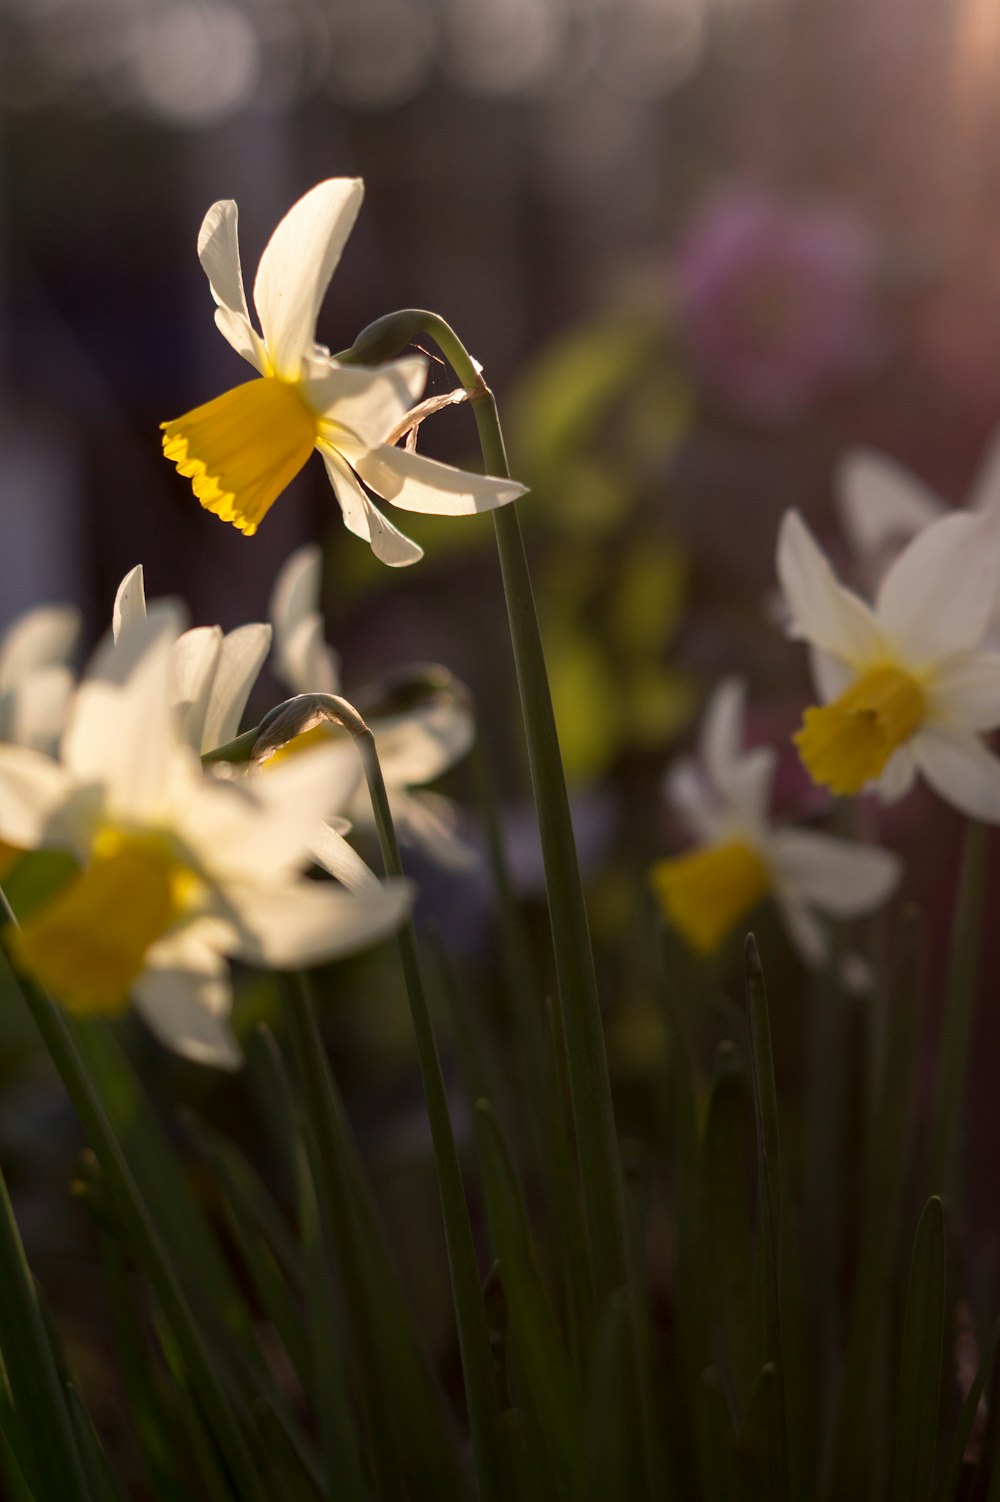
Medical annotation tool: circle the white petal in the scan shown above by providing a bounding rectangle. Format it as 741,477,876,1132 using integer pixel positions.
876,512,1000,664
912,724,1000,822
776,511,884,665
253,179,364,378
307,358,427,445
0,606,80,688
837,449,942,561
198,199,266,373
307,821,383,896
8,667,76,754
172,626,222,753
390,789,481,870
112,566,147,645
200,623,271,753
318,444,424,566
925,650,1000,731
968,428,1000,518
875,744,918,802
771,828,901,916
371,698,475,786
810,647,855,703
699,678,744,786
224,875,411,969
664,760,727,844
773,891,828,966
269,546,341,695
0,743,73,848
348,442,527,517
134,928,241,1069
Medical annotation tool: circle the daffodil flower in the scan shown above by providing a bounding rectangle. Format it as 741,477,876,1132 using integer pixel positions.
270,544,479,869
651,678,899,964
838,433,1000,612
161,179,527,565
778,507,1000,819
0,611,410,1068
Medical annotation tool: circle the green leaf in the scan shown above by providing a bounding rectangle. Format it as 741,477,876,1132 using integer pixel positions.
474,1100,586,1488
892,1196,946,1502
934,1304,1000,1502
696,1370,741,1502
701,1044,757,1412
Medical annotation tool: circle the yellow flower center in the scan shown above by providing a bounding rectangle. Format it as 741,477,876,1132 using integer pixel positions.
650,839,772,955
6,829,200,1018
161,377,318,537
794,664,924,796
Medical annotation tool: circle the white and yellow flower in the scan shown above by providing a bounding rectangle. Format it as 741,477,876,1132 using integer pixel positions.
651,678,900,963
270,544,478,869
0,610,410,1068
778,507,1000,818
161,179,526,564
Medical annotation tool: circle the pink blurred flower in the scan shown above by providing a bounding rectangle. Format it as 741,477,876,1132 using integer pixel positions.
673,186,886,425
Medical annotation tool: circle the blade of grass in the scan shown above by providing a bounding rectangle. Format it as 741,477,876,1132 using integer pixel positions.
744,936,791,1502
891,1196,946,1502
929,821,988,1202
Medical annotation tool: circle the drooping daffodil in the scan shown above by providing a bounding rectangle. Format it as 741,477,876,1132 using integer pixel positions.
270,544,479,869
838,432,1000,615
161,179,527,565
778,507,1000,819
0,609,410,1068
651,678,900,964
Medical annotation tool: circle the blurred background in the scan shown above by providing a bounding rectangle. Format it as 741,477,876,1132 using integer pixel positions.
4,0,1000,1458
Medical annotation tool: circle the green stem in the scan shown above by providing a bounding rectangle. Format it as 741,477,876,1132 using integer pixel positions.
0,895,265,1502
372,309,631,1310
929,819,988,1202
352,713,505,1502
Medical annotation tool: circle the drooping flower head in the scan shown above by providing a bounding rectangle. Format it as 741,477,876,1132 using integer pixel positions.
161,179,526,564
778,508,1000,819
270,544,479,869
0,609,410,1067
651,678,899,964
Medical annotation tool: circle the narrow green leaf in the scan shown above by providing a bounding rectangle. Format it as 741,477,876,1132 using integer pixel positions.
930,821,988,1201
0,1157,90,1502
66,1386,129,1502
583,1289,649,1502
701,1043,757,1413
934,1304,1000,1502
892,1196,946,1502
831,907,926,1497
474,1100,586,1486
738,1364,781,1502
0,1407,39,1502
743,936,790,1502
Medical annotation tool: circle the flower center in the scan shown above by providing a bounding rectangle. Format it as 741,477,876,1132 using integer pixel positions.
161,377,318,537
794,664,924,796
650,838,771,954
7,829,199,1017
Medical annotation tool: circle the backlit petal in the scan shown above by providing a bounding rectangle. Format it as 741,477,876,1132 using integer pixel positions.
776,510,883,665
771,828,900,915
876,512,1000,663
134,927,241,1069
925,650,1000,732
308,358,426,445
112,566,146,644
838,449,941,561
912,724,1000,822
197,199,266,374
0,606,80,688
968,428,1000,517
349,442,527,517
0,742,73,848
224,875,411,969
269,545,341,695
253,179,364,379
200,623,271,752
318,443,424,566
371,699,475,786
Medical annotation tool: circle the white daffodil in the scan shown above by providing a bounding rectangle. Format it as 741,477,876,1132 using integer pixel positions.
161,179,527,565
777,507,1000,819
270,544,479,869
0,611,410,1069
838,432,1000,610
0,603,80,754
651,678,900,964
